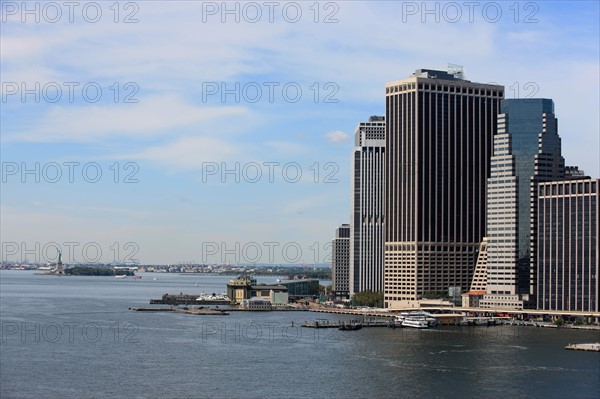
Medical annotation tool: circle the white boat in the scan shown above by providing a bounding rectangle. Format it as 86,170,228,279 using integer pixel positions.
402,317,429,329
114,275,127,279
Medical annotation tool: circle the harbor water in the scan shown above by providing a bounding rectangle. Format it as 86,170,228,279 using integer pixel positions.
1,270,599,398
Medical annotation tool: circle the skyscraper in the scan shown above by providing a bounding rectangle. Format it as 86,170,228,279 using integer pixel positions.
350,116,386,297
384,68,503,309
536,178,599,312
332,224,350,300
481,99,561,309
528,110,567,305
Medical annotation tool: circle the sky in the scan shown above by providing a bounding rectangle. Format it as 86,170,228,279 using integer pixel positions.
1,1,599,265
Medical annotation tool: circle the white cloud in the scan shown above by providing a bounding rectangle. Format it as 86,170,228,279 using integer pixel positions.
2,2,598,264
117,136,243,169
325,130,349,144
4,95,248,142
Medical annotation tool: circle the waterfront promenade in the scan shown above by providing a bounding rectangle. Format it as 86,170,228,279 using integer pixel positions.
129,307,228,315
309,306,600,325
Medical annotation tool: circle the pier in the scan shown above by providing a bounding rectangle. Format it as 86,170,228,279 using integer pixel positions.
149,293,230,305
564,343,600,352
309,308,395,318
129,307,229,315
302,318,392,328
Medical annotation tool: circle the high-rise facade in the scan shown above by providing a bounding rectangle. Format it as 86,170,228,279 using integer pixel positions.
536,178,599,312
528,111,566,305
332,224,350,299
384,68,504,308
350,116,386,296
470,238,488,292
481,99,558,309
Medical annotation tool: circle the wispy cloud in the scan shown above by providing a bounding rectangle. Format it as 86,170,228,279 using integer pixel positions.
325,130,349,144
3,95,249,142
2,1,598,263
117,136,244,169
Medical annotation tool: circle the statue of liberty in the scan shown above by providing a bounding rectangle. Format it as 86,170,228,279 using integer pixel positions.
55,249,64,274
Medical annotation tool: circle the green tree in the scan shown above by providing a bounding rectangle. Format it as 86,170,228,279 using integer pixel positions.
351,290,383,308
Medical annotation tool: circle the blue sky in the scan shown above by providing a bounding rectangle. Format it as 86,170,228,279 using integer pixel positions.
1,1,599,264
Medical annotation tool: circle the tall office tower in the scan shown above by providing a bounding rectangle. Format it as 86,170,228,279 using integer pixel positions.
384,67,503,309
350,116,386,297
332,224,351,300
536,178,599,312
481,99,559,309
528,111,566,305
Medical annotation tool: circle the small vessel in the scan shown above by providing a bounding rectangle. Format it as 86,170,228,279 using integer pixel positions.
339,323,363,331
132,275,142,279
391,316,405,328
114,275,127,279
401,317,429,329
399,311,437,327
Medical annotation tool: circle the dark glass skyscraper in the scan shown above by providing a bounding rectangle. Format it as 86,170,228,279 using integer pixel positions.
500,99,555,269
384,68,503,308
482,99,566,309
482,100,558,309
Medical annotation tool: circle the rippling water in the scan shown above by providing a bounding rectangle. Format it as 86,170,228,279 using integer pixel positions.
1,270,599,398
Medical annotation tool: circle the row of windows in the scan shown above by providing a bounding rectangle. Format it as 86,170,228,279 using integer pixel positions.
539,180,598,196
386,83,416,93
386,83,503,97
385,245,478,252
385,297,417,301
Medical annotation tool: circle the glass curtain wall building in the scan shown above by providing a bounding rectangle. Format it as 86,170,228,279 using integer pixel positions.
482,99,557,309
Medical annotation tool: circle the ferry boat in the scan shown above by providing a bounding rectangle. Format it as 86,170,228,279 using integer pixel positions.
401,317,429,329
398,311,437,327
